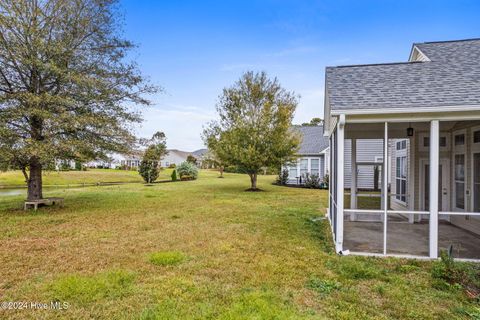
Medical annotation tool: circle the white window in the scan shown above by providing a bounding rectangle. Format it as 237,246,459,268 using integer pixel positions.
453,130,466,211
288,163,297,179
454,154,465,210
419,133,450,152
310,159,320,176
395,156,407,203
300,159,308,177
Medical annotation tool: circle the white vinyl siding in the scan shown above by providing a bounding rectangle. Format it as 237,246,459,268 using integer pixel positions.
344,139,384,189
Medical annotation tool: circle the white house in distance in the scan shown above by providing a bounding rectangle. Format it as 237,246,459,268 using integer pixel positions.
159,149,208,168
324,38,480,261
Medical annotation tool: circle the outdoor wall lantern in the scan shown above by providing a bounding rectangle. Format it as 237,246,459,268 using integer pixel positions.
407,123,414,137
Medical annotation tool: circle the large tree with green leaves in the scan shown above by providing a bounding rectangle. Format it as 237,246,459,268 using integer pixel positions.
0,0,156,200
203,71,300,190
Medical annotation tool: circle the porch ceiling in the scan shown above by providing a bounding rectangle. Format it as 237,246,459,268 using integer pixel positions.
345,120,480,139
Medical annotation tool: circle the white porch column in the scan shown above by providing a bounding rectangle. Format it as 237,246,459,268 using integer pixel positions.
429,120,439,258
336,114,346,253
383,122,389,255
350,139,357,221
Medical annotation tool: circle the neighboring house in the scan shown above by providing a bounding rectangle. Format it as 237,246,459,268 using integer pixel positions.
284,125,384,189
119,153,142,169
85,159,119,169
192,148,208,167
159,149,209,168
324,38,480,260
160,149,191,167
282,126,329,185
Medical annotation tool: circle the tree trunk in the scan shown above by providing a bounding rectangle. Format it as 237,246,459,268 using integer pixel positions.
27,158,43,200
219,166,224,178
249,173,258,190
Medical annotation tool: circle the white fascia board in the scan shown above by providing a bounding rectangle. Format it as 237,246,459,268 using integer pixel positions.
331,104,480,116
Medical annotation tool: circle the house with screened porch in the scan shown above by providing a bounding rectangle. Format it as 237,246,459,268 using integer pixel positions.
324,38,480,261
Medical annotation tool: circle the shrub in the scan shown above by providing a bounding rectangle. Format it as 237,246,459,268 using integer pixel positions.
306,277,340,295
176,162,198,180
277,168,289,185
171,169,177,181
168,163,176,169
322,173,329,188
59,161,71,171
149,251,185,266
138,160,159,183
431,248,480,296
75,161,83,171
304,173,321,189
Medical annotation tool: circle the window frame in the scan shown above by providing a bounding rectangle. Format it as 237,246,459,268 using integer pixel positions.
419,132,450,152
453,129,466,211
471,126,480,213
310,158,320,177
394,139,408,205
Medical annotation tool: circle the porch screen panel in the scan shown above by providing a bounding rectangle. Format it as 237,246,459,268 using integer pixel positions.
475,153,480,212
454,154,465,210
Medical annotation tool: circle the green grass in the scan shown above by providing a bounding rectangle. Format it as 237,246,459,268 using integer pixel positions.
0,170,477,319
48,270,136,305
0,168,174,187
149,251,186,266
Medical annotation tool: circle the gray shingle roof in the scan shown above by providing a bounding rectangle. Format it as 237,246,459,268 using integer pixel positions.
294,125,329,155
326,39,480,111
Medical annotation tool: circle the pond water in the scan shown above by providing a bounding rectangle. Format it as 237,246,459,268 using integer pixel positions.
0,188,26,197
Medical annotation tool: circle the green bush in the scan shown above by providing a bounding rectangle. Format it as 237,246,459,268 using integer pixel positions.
323,173,329,189
176,162,198,180
304,173,321,189
138,160,159,183
277,168,289,185
431,249,480,294
168,163,176,168
171,169,177,181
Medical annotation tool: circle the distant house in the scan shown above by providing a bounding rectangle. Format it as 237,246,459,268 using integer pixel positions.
159,149,209,168
119,153,142,169
191,148,208,167
283,126,383,188
282,126,329,185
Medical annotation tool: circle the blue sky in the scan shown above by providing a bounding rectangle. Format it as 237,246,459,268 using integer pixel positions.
121,0,480,151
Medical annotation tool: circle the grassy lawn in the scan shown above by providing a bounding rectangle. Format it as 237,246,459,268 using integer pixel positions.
0,168,174,187
0,170,477,319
